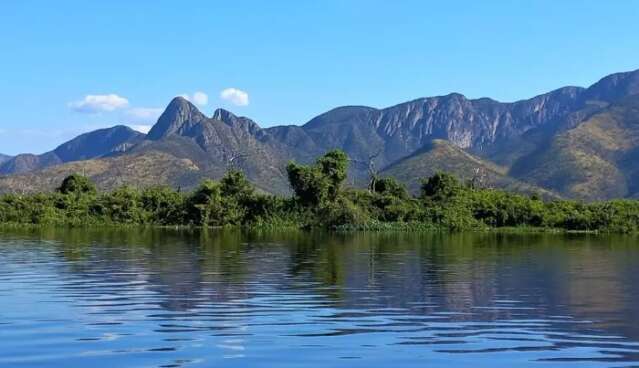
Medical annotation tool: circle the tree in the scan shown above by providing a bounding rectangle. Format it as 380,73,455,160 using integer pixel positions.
420,172,464,201
141,186,186,225
351,149,382,193
220,170,257,224
57,174,97,195
220,170,254,199
286,162,328,206
469,167,488,190
287,149,349,206
316,149,349,200
99,186,145,223
186,180,222,225
373,177,409,199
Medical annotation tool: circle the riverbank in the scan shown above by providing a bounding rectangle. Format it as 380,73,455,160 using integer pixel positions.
0,219,626,236
2,150,639,234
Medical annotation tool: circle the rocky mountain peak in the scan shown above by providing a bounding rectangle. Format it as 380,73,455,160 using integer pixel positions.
212,108,237,123
212,108,262,134
3,68,639,200
441,92,468,101
146,97,207,140
583,69,639,103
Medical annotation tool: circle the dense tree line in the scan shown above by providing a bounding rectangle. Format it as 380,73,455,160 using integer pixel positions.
1,150,639,233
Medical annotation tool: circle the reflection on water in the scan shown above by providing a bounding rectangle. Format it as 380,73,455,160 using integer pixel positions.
1,228,638,367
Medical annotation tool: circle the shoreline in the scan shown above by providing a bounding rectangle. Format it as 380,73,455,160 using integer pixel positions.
0,222,623,235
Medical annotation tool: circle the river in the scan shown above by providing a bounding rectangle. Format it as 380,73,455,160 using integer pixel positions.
1,228,638,367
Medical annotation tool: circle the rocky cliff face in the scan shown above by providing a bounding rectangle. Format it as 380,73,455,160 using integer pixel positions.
212,108,263,136
299,87,584,162
131,98,294,193
511,94,639,200
287,69,639,180
2,69,639,199
581,69,639,103
146,97,207,140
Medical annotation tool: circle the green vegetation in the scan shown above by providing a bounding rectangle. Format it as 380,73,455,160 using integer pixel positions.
2,150,639,233
515,96,639,200
381,139,555,198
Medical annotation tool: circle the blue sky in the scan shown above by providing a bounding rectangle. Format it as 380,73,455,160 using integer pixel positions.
1,0,638,155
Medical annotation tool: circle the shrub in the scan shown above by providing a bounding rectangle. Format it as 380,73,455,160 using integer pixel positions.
57,174,97,195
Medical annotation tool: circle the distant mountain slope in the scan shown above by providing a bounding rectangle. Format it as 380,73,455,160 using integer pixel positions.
0,98,296,194
133,97,293,193
485,69,639,168
0,126,144,175
54,125,144,161
0,151,199,194
1,68,639,199
513,95,639,200
381,140,556,198
0,152,62,176
292,88,584,170
0,154,10,165
299,70,639,173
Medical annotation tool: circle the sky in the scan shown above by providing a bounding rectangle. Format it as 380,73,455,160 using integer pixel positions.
0,0,638,155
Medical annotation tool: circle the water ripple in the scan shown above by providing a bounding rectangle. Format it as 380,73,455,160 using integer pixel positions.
1,230,639,367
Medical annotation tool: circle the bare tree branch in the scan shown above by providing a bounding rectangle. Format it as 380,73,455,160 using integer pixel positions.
470,167,488,190
350,149,383,192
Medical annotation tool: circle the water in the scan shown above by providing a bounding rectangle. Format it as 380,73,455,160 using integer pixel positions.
1,228,638,367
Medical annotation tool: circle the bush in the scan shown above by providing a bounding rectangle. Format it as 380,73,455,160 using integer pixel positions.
287,149,349,206
421,172,464,201
57,174,97,195
1,155,639,233
373,177,409,199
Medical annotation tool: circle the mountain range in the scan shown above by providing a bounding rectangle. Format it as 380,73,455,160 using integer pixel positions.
1,68,638,200
0,154,10,165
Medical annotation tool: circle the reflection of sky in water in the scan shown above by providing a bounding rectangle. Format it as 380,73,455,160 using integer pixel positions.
0,229,638,367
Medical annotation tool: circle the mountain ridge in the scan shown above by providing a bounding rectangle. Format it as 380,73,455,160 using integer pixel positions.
380,139,558,198
0,125,144,175
0,154,12,165
1,68,639,199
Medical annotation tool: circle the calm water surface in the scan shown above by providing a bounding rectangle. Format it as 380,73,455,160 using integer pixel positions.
1,228,638,367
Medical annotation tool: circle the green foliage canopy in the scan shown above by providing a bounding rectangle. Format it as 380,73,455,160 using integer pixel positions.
57,173,97,195
2,151,639,233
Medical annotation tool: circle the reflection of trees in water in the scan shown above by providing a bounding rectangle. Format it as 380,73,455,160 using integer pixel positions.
297,232,639,341
15,227,639,342
562,236,639,340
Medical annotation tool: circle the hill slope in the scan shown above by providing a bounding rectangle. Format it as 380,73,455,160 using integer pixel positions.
132,97,293,193
0,151,200,194
513,95,639,200
1,69,639,199
381,140,556,198
272,69,639,181
0,126,144,175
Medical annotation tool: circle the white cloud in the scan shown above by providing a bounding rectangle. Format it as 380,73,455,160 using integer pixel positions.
129,125,152,134
69,94,129,113
220,88,249,106
179,91,208,106
123,107,163,133
192,91,208,106
126,107,163,123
